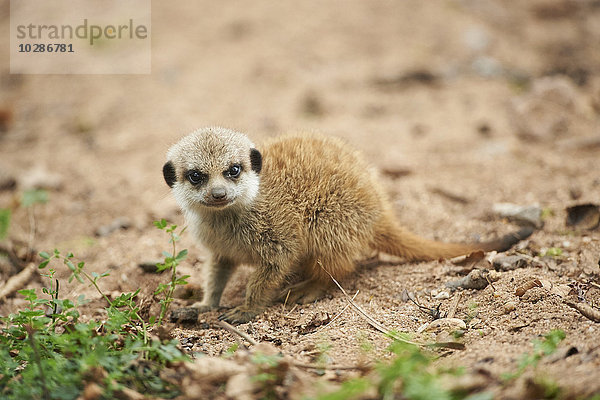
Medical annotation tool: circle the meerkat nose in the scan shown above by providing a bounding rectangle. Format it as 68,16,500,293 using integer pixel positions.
211,187,227,200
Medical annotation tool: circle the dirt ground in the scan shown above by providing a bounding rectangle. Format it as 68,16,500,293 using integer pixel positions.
1,0,600,398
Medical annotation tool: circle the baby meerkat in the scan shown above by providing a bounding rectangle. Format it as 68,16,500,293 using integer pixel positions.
163,127,532,324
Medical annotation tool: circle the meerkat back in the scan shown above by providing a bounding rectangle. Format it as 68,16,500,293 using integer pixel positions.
257,134,391,280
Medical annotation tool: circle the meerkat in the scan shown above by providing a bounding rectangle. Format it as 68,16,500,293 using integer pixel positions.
163,127,533,324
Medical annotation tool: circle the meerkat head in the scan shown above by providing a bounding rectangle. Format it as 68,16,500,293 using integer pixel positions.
163,127,262,212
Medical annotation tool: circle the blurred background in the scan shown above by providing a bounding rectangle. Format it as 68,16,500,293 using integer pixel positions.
1,0,599,294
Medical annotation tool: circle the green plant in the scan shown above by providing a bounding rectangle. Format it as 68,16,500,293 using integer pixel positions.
0,250,188,399
541,247,563,257
251,352,286,400
153,219,190,324
317,336,492,400
21,189,48,207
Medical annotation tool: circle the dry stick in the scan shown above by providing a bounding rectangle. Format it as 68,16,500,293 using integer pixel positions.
446,292,462,319
319,289,360,331
565,301,600,323
317,261,422,347
0,263,36,302
285,303,298,318
282,289,291,310
217,320,259,346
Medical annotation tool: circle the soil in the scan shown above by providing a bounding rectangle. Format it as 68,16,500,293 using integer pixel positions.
1,1,600,398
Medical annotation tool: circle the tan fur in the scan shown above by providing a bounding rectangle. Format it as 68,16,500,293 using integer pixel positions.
164,127,532,323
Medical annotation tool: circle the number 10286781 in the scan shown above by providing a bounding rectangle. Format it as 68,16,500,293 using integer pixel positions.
18,43,74,53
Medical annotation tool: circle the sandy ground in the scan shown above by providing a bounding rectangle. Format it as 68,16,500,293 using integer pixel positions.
1,0,600,398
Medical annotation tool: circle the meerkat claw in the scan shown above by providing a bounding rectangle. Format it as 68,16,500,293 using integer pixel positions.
218,307,257,324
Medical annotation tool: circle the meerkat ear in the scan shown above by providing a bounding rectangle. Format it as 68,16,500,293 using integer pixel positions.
249,148,262,174
163,161,176,187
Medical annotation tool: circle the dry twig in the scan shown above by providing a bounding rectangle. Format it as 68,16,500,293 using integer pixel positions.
216,320,258,346
565,301,600,323
317,261,422,346
319,289,359,331
447,292,462,319
0,263,36,302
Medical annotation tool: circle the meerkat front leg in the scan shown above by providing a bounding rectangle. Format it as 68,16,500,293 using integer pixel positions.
219,261,288,324
192,255,236,312
171,255,235,322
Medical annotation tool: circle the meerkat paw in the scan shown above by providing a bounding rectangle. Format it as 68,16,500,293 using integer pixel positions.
292,286,327,304
218,306,258,324
281,280,327,305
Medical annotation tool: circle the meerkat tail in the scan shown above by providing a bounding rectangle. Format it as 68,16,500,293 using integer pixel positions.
373,219,534,261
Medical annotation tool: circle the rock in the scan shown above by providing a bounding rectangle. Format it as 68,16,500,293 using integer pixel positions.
492,255,529,271
424,317,467,332
446,269,500,290
493,203,543,228
433,291,450,300
502,301,518,314
170,306,200,323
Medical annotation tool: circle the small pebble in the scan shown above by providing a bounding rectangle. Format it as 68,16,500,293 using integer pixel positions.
503,301,518,314
492,203,543,228
492,255,529,271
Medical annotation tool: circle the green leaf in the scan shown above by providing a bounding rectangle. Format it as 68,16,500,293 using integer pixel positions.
21,189,49,207
0,208,10,239
39,251,51,259
38,260,50,269
74,272,84,284
18,289,37,301
175,275,190,285
175,249,188,261
153,219,168,229
65,260,76,272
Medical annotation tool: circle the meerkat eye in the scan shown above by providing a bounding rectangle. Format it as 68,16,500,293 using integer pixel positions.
225,164,242,179
186,170,207,185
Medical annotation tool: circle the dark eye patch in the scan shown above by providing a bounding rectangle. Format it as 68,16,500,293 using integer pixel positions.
186,169,208,186
224,164,242,179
